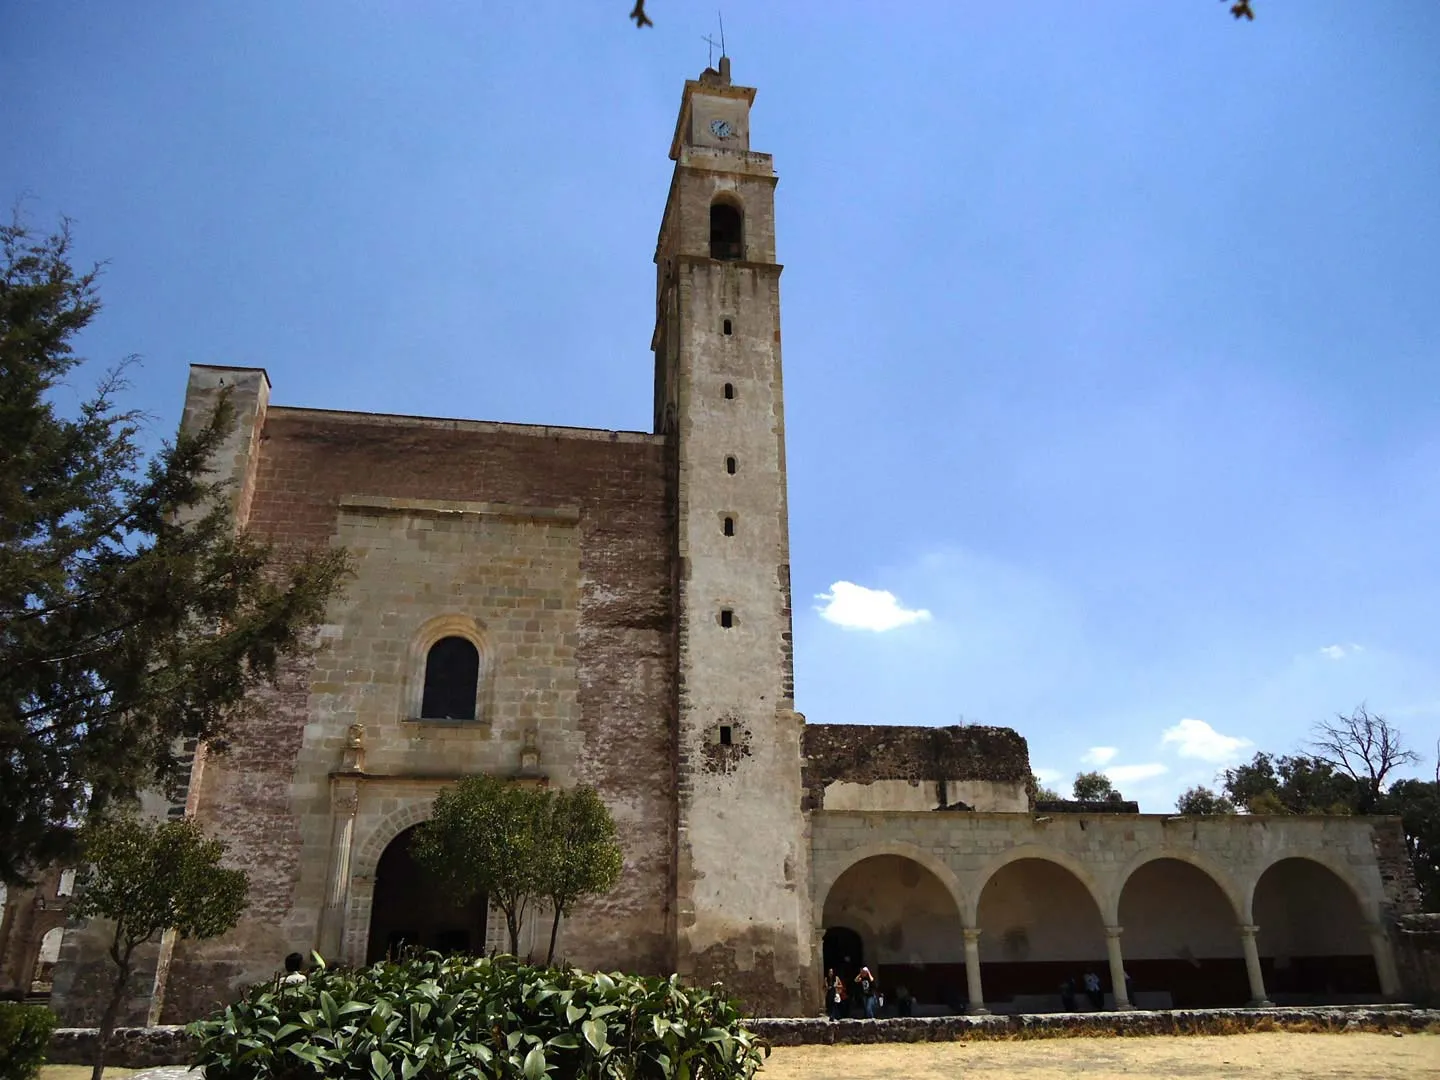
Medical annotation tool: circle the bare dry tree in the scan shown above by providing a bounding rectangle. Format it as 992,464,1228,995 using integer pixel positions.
1310,705,1420,811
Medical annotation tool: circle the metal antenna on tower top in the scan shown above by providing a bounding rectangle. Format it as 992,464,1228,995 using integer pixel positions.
702,33,721,67
702,11,728,67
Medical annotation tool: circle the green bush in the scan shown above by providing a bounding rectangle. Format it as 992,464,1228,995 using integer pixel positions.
190,954,768,1080
0,1002,57,1080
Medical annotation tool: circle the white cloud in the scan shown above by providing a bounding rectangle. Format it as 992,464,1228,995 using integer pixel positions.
1161,718,1253,763
1319,643,1364,660
1104,763,1169,783
814,581,932,632
1081,746,1118,766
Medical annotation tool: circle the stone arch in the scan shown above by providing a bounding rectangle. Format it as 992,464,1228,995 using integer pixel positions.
967,845,1105,926
353,799,436,882
403,614,495,724
365,824,488,963
818,845,968,1010
1114,852,1250,1007
344,797,439,964
813,841,969,929
1243,852,1377,924
1247,854,1382,1002
1112,848,1244,926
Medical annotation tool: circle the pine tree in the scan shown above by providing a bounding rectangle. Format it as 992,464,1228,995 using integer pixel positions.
0,217,349,883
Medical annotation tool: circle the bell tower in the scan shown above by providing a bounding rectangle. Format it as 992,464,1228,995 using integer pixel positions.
653,58,812,1014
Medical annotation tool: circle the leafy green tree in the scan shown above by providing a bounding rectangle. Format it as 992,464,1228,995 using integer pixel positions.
1380,766,1440,912
1031,774,1063,803
1175,785,1236,815
412,776,549,957
535,786,623,966
1072,771,1123,803
1221,752,1361,815
0,217,350,884
71,815,248,1080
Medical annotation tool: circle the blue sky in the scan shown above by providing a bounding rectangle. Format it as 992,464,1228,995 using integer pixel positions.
4,2,1438,810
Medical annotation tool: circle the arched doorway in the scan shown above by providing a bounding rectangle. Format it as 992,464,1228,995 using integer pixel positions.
29,927,64,995
365,826,488,964
975,858,1107,1011
822,854,965,1013
1252,858,1379,1003
1117,858,1245,1007
822,926,864,981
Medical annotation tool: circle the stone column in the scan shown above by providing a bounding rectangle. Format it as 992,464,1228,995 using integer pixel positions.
1366,922,1402,998
1238,925,1271,1006
813,926,828,1016
317,779,361,961
963,928,988,1015
1104,925,1133,1009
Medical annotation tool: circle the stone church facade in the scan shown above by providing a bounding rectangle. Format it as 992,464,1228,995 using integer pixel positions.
50,63,1421,1022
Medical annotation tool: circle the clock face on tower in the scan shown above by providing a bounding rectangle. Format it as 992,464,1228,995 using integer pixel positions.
709,119,733,139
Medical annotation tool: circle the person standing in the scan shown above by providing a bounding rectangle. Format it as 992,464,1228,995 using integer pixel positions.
1083,970,1103,1011
855,966,878,1019
825,968,847,1020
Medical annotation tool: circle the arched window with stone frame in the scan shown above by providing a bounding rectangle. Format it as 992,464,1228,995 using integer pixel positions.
406,615,493,725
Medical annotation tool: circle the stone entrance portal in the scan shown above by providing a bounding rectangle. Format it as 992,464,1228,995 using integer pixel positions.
365,826,488,963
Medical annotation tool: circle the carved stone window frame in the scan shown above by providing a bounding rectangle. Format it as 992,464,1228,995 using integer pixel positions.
404,613,495,728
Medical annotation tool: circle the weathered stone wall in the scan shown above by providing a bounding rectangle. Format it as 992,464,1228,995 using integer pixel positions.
0,867,74,997
55,394,677,1025
1393,914,1440,1005
801,725,1031,814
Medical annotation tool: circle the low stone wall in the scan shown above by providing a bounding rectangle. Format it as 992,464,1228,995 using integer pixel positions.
48,1006,1439,1065
48,1026,197,1068
750,1005,1440,1046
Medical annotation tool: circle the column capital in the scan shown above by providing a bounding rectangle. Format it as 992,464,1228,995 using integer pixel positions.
1238,924,1260,938
962,927,983,944
1104,924,1124,939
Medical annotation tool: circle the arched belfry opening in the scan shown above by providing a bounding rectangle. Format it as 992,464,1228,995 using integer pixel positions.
365,826,488,963
710,200,743,260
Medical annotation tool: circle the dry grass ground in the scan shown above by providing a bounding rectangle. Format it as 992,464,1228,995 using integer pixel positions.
759,1031,1440,1080
39,1067,138,1080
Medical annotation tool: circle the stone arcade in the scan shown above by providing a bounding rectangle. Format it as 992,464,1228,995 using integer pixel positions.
40,61,1420,1021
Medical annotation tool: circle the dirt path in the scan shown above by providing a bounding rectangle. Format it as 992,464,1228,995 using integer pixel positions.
759,1031,1439,1080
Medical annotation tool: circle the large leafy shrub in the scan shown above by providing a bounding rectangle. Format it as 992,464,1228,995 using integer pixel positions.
191,954,767,1080
0,1002,57,1080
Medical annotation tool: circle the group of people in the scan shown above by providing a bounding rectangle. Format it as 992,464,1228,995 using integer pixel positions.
1059,969,1132,1011
824,966,882,1020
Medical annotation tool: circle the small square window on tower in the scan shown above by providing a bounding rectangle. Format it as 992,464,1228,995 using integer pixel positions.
719,725,733,746
725,456,737,474
720,609,734,628
723,516,735,536
723,382,735,399
723,318,733,335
